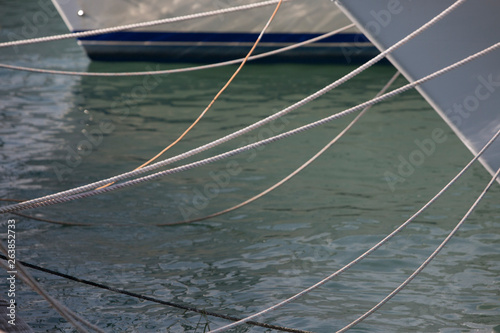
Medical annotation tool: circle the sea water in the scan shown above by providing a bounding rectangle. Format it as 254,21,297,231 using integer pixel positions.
1,1,499,332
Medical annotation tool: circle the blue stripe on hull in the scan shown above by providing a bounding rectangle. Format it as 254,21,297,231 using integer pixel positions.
77,31,377,63
78,31,370,44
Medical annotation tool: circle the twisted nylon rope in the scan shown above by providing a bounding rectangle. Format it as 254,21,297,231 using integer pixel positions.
0,0,467,214
9,38,497,212
1,129,498,333
0,0,290,49
159,71,401,226
0,25,354,77
0,254,312,333
337,165,500,332
204,127,500,333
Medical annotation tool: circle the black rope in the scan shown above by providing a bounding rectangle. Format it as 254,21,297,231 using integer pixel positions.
0,254,313,333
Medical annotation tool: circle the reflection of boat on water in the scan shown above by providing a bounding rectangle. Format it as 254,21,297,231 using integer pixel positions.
50,0,377,62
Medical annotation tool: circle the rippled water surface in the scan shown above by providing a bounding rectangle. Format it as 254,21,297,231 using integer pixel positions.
1,2,499,333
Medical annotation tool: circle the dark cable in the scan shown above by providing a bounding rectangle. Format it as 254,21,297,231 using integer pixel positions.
0,254,312,333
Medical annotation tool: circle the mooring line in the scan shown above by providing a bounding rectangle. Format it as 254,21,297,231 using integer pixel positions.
96,0,285,190
0,0,291,49
0,0,465,214
0,244,104,333
336,166,500,332
0,65,394,229
0,25,354,77
0,254,312,333
11,212,91,226
204,130,500,333
0,72,400,226
0,198,87,226
159,71,401,226
14,39,498,213
0,128,497,332
0,198,24,202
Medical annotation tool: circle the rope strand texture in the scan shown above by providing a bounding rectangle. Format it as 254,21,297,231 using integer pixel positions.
5,39,497,213
0,0,290,49
0,25,354,77
0,0,469,214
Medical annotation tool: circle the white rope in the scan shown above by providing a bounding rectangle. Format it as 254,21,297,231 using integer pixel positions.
160,71,401,226
0,0,290,49
0,0,468,214
0,25,354,77
4,37,496,214
336,165,500,332
203,127,500,333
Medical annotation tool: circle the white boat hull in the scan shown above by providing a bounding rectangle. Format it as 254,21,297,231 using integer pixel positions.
51,0,377,62
336,0,500,181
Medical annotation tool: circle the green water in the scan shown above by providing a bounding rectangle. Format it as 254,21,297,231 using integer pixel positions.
1,1,499,332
